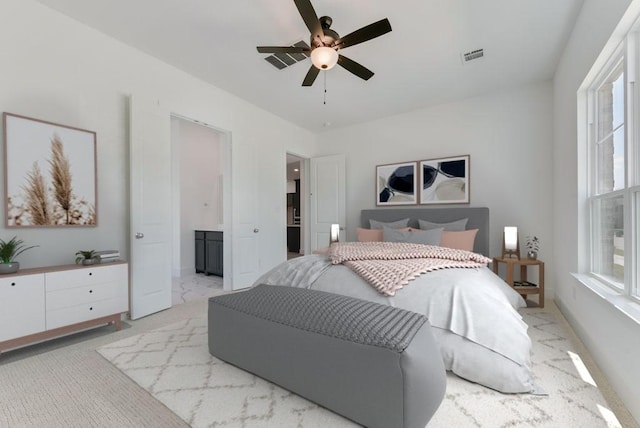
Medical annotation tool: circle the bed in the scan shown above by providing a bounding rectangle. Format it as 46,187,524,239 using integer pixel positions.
254,207,539,394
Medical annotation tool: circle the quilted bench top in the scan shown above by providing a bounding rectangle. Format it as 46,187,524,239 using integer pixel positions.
210,284,427,352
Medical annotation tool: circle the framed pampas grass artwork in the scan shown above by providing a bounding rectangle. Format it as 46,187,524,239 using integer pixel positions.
3,113,97,227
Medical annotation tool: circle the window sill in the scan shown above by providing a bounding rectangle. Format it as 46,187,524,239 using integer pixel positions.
572,273,640,325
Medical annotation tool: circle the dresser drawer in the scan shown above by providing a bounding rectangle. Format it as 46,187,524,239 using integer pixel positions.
46,281,124,311
46,264,127,292
0,274,46,342
46,296,127,330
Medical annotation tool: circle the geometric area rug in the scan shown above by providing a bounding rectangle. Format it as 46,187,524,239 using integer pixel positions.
97,309,624,427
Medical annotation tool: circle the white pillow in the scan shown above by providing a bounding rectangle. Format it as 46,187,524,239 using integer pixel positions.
418,218,468,231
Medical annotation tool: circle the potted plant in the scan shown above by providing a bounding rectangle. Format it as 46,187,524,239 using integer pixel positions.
525,236,539,259
75,250,101,265
0,236,38,274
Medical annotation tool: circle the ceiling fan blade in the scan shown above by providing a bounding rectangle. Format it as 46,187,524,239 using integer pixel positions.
333,18,392,49
337,55,374,81
293,0,325,46
257,46,310,54
302,65,320,86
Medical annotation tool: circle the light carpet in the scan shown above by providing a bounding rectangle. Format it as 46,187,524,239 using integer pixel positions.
97,306,632,428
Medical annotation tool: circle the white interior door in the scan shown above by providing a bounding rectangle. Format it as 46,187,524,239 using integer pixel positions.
230,142,260,289
309,154,346,250
129,95,172,319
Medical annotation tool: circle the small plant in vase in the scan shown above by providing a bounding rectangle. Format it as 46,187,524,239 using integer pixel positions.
0,236,38,274
75,250,101,265
525,236,539,259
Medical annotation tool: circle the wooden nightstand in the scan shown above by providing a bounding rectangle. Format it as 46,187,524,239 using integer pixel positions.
492,257,544,308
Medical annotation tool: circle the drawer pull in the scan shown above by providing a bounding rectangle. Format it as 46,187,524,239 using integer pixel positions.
89,289,93,293
11,282,16,286
89,307,93,311
89,272,93,276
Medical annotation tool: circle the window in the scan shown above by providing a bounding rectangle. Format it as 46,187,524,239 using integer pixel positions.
586,33,639,301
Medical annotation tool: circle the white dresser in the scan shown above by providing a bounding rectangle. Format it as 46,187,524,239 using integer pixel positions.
0,262,128,353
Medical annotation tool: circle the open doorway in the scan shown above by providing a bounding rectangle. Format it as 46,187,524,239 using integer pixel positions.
170,116,227,302
286,154,305,260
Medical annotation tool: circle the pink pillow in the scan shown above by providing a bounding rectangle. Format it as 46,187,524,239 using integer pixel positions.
356,227,383,242
440,229,478,252
356,227,412,242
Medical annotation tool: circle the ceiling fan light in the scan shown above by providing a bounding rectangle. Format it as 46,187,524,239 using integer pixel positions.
311,47,338,70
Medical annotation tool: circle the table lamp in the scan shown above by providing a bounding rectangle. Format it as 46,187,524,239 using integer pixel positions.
330,224,340,244
502,226,520,259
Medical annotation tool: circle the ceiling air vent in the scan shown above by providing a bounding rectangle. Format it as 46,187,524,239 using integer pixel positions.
265,40,311,70
461,48,484,64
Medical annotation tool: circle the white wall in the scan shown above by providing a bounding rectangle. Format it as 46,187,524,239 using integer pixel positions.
316,81,554,291
553,0,640,421
0,0,316,283
179,120,222,233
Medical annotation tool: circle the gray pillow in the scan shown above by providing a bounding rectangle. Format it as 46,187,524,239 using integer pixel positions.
382,227,443,245
418,218,468,231
369,218,410,230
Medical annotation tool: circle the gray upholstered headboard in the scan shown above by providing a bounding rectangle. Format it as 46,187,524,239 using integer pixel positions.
361,207,490,256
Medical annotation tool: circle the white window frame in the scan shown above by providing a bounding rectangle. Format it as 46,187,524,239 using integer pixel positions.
585,32,640,302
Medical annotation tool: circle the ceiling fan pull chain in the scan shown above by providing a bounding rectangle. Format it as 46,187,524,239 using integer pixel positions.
324,71,327,105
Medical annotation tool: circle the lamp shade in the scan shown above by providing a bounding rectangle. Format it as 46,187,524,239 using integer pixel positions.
330,223,340,243
311,47,339,70
504,227,518,250
502,226,520,259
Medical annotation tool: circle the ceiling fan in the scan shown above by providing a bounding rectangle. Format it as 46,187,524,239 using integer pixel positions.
257,0,392,86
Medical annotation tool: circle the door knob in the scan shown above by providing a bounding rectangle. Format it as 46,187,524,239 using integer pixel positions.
254,228,259,233
135,232,144,239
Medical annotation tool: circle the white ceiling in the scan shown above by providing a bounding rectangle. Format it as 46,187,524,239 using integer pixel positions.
35,0,584,133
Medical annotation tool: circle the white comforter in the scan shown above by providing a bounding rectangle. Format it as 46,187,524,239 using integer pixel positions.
254,254,539,394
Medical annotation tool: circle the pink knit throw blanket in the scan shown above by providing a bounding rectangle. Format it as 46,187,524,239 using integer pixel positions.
328,242,492,296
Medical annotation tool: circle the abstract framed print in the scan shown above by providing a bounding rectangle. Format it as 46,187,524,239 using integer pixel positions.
419,155,469,205
376,161,417,206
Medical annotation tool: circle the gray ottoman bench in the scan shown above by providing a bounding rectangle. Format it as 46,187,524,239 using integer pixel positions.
208,284,446,428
